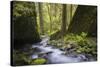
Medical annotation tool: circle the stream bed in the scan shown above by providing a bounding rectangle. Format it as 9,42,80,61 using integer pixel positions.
31,37,95,64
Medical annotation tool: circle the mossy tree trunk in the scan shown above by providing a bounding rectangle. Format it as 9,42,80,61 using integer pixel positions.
38,3,44,35
12,1,41,49
68,5,97,37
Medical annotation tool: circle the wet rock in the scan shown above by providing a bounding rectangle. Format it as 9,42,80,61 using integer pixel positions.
33,47,41,52
60,48,65,51
77,54,88,61
38,52,53,57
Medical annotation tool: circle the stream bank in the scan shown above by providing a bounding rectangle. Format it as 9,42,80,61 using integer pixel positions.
13,36,97,66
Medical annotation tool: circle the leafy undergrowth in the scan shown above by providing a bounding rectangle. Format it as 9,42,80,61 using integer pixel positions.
13,49,47,66
13,50,30,66
49,32,97,59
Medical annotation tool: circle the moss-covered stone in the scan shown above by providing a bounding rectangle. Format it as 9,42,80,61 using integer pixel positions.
31,58,47,65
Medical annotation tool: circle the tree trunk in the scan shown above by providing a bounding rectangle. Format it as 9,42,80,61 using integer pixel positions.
70,4,72,21
38,3,44,35
61,4,67,36
12,2,41,49
50,4,67,40
47,4,53,33
68,5,97,37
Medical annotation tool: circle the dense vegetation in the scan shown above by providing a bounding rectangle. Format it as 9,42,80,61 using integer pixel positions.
11,1,97,66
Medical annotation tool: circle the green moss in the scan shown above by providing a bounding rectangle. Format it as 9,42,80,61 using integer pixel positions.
31,58,47,65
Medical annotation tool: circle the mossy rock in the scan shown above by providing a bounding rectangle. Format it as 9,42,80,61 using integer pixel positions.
31,58,47,65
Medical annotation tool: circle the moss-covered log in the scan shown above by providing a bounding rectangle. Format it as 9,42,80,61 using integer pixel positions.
11,1,41,49
68,5,97,37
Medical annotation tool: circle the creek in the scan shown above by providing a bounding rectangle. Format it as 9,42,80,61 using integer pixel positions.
31,36,94,64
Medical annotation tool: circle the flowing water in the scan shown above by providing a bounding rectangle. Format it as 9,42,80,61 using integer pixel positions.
31,37,94,64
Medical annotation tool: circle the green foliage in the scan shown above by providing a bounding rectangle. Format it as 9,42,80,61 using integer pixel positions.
37,3,78,35
13,1,35,18
13,50,31,65
13,50,47,65
64,32,97,56
49,32,97,58
31,58,47,65
81,32,87,37
64,32,87,43
36,3,63,35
